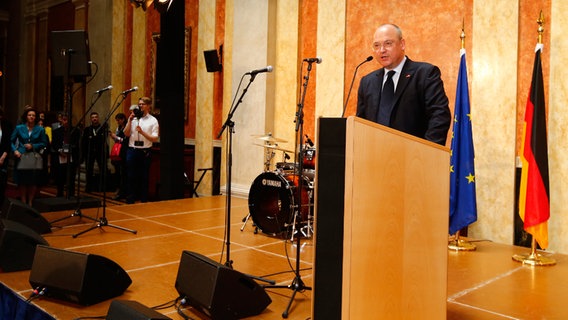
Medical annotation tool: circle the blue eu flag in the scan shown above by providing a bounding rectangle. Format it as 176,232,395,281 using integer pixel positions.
449,50,477,235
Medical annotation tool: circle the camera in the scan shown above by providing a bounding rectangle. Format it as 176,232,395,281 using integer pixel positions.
132,106,144,119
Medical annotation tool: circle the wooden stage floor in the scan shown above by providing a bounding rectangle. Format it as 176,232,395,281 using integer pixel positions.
1,195,568,319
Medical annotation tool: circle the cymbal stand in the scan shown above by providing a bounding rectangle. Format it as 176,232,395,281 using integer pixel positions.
264,60,314,318
72,91,137,238
263,144,275,172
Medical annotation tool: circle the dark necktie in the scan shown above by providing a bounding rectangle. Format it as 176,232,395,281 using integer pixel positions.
377,70,395,125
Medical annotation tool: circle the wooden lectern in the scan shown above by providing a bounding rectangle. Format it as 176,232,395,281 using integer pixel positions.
313,117,449,319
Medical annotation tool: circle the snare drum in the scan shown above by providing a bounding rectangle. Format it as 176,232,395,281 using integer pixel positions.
248,172,312,235
276,162,298,173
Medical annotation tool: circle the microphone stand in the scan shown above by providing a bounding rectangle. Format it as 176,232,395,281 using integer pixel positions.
264,60,314,318
49,89,107,226
216,72,274,285
72,92,137,238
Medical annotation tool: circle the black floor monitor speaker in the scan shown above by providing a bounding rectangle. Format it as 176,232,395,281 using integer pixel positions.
0,219,49,272
175,251,271,319
29,245,132,305
1,198,52,234
107,300,172,320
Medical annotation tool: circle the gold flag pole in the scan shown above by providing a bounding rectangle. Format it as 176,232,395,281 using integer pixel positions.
460,19,465,49
537,10,544,44
448,21,476,252
512,10,555,266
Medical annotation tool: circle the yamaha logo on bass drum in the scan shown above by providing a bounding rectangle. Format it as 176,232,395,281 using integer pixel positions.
262,178,282,188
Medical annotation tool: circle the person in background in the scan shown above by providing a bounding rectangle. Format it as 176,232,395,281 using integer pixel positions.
38,111,52,143
109,112,128,200
356,23,451,145
0,107,13,206
82,112,107,192
124,97,159,204
11,107,49,206
37,111,52,186
51,113,80,197
51,112,63,131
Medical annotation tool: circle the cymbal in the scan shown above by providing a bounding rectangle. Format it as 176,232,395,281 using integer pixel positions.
252,133,287,143
253,143,293,153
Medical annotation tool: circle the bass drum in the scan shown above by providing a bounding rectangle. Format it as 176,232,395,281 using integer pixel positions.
248,172,311,235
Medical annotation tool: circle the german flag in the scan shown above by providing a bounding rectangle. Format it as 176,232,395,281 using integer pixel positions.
519,43,549,249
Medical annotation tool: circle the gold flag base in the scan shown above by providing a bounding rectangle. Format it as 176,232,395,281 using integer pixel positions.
448,231,476,251
512,238,556,266
448,239,477,251
512,252,556,266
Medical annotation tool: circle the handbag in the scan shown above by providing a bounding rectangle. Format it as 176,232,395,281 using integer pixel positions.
18,151,43,170
110,142,122,161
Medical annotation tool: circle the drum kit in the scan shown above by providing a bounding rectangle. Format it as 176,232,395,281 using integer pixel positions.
245,133,315,237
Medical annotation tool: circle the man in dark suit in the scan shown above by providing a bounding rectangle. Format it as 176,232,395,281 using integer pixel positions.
357,23,451,145
51,113,80,197
82,112,108,192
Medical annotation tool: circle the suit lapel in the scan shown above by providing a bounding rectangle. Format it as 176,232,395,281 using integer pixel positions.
394,59,415,103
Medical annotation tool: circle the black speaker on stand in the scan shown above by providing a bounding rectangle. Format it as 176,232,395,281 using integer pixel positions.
29,245,132,305
203,47,222,73
174,251,271,319
50,30,92,80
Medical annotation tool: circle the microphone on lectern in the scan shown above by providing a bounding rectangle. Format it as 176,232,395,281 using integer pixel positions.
342,56,373,117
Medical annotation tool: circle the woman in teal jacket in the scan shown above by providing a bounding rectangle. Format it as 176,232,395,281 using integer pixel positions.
11,107,48,206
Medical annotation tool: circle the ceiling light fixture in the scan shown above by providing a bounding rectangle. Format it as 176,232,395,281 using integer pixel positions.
154,0,174,14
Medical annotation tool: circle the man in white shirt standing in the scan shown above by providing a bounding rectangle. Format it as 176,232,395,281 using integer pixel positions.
123,96,159,203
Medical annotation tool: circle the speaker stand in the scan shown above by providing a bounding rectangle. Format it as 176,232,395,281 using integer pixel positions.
50,72,101,227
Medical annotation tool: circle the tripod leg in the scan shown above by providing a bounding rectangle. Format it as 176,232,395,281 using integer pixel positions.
72,223,100,238
282,286,298,319
106,223,137,234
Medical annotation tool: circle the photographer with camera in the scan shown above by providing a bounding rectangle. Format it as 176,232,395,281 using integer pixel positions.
123,97,159,204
